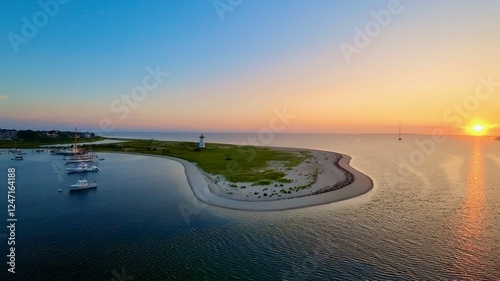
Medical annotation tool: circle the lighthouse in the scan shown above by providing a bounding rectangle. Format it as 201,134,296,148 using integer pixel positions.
199,134,205,149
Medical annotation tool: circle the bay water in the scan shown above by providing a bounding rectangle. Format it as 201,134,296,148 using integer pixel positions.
1,133,499,280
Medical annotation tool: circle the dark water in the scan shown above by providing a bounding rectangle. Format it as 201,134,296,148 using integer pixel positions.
0,133,499,280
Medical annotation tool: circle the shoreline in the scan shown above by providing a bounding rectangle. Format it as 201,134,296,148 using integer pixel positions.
108,147,374,211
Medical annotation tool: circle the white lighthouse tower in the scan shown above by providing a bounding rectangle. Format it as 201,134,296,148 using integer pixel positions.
198,134,205,149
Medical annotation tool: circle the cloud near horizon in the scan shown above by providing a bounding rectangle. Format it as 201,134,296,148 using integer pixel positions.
0,95,8,100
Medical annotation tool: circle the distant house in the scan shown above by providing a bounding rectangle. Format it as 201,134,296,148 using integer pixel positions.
0,128,17,140
46,130,59,137
75,132,92,138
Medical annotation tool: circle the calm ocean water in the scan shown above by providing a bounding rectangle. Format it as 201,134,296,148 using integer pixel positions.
1,133,499,280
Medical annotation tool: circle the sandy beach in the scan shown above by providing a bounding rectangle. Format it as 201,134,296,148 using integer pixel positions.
160,147,373,211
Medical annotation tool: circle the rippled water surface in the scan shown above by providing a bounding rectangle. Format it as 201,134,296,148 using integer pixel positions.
1,134,499,280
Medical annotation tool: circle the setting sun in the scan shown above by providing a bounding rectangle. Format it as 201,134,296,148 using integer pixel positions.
465,123,496,136
472,124,485,132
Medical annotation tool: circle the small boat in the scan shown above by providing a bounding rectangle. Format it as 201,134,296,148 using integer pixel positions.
0,150,5,155
66,163,99,173
11,155,23,160
9,148,20,153
398,123,402,141
69,179,97,190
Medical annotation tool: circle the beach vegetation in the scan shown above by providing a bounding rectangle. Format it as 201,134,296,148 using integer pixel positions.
252,180,272,186
88,139,311,183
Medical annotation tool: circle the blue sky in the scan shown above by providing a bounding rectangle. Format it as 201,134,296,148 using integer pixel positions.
1,1,499,135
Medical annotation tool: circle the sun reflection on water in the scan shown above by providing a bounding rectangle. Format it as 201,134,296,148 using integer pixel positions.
452,140,486,277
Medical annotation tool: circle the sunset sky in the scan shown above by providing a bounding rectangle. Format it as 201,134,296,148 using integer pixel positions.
1,0,499,135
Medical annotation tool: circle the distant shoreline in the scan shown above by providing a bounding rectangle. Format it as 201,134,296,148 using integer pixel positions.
111,147,374,211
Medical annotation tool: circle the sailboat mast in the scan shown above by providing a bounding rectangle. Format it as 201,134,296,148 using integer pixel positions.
74,127,77,153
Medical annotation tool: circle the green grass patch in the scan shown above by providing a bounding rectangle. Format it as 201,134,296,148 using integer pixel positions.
89,139,310,183
276,178,293,183
251,180,272,186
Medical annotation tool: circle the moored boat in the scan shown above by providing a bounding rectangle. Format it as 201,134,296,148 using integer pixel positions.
69,179,97,190
11,155,23,160
66,163,99,173
65,157,96,164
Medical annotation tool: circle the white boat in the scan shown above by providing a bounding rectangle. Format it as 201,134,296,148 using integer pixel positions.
66,163,99,173
65,157,96,164
54,148,80,156
11,155,23,160
69,179,97,190
0,150,5,155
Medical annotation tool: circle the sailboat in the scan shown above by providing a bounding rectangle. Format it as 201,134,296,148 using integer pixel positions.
9,141,20,153
65,128,95,164
398,123,402,141
10,141,23,159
